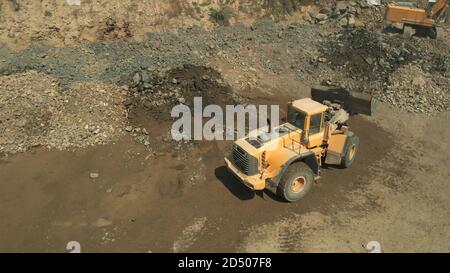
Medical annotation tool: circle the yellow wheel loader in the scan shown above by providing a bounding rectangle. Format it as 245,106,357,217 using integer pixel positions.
224,86,376,202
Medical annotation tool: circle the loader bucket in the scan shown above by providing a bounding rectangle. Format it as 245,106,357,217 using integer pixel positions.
311,86,377,116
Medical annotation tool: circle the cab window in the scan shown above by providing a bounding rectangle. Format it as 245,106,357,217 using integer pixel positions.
309,113,323,135
287,105,306,130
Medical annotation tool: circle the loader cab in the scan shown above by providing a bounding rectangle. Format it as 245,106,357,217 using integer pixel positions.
287,98,328,148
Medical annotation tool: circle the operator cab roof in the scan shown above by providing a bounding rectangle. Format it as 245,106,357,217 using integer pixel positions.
291,98,328,115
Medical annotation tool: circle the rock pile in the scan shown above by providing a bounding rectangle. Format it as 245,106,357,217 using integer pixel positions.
305,0,382,28
383,65,449,114
0,71,127,154
126,64,239,115
47,83,128,150
319,28,449,114
322,29,418,80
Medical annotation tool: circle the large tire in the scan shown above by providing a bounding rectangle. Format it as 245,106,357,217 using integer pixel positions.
341,134,360,168
277,162,314,202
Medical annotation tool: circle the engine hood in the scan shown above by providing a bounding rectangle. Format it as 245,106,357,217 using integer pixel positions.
235,123,302,155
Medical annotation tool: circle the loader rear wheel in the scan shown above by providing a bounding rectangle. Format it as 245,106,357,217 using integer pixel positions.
341,134,360,168
277,162,314,202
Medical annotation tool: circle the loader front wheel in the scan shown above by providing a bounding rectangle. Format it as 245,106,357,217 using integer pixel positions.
277,162,314,202
341,135,360,168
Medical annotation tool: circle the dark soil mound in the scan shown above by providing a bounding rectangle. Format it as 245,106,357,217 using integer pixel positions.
321,29,419,83
126,64,239,120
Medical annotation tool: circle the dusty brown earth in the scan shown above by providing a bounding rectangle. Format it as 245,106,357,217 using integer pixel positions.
0,0,449,253
1,90,449,253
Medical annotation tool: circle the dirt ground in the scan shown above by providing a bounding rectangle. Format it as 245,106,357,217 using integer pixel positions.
1,96,449,253
0,0,449,253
